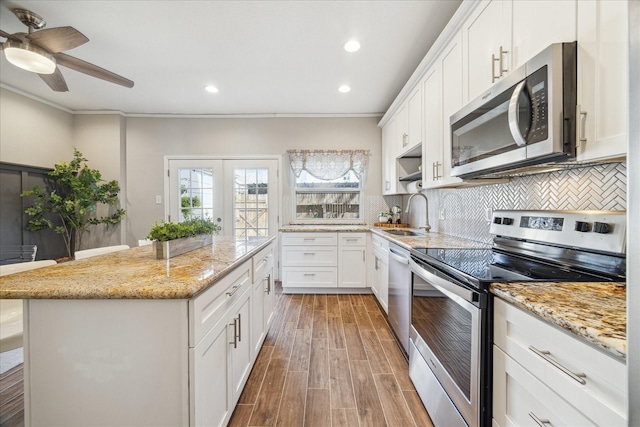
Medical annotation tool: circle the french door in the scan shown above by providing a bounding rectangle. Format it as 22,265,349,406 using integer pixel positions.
167,158,279,238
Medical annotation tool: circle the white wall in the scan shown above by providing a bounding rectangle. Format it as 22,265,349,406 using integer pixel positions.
0,88,74,167
125,116,382,245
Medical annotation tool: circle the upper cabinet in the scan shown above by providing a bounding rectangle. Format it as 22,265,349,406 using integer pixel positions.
462,0,511,102
576,0,628,162
382,116,397,195
462,0,577,103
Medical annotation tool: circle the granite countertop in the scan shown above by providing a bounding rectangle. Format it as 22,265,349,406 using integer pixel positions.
0,236,275,300
369,227,490,250
491,282,626,359
279,224,371,232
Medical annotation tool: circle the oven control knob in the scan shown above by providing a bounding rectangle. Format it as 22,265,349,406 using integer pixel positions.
574,221,592,232
493,217,502,224
593,222,611,234
502,217,513,225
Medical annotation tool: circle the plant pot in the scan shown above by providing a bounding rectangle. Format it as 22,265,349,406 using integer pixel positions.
152,234,213,259
378,216,389,224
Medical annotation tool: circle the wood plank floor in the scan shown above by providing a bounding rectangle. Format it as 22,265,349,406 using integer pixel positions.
0,285,433,427
229,288,433,427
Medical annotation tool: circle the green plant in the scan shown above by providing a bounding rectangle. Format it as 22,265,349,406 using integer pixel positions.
147,217,221,242
21,149,125,258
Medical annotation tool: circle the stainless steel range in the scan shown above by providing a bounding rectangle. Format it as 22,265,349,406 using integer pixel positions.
408,210,627,427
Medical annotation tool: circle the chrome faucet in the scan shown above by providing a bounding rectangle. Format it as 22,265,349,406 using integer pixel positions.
405,192,431,232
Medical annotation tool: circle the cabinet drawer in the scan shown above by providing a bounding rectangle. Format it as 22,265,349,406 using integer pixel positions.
282,267,337,288
338,232,367,246
493,346,596,427
253,243,274,281
281,246,337,267
494,298,626,426
281,232,337,246
189,260,252,347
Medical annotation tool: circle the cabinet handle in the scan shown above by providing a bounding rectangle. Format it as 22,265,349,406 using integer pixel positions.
577,104,588,147
499,46,509,76
226,285,240,297
432,162,437,180
304,273,316,276
528,412,551,426
436,161,442,179
265,274,271,294
237,313,242,343
303,237,316,241
229,318,238,348
303,252,316,256
375,257,379,270
402,132,408,147
528,345,586,384
492,53,500,83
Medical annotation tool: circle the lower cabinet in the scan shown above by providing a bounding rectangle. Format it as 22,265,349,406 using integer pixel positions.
191,286,252,427
281,231,367,292
370,234,389,312
492,298,626,427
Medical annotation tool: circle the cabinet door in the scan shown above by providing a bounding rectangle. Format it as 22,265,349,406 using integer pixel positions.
462,0,510,102
396,103,410,153
263,267,275,330
229,290,252,402
376,251,389,313
441,33,464,187
191,317,231,427
510,0,576,70
422,64,442,188
251,273,266,357
407,85,423,150
576,0,628,162
493,347,596,427
382,116,398,194
338,246,366,288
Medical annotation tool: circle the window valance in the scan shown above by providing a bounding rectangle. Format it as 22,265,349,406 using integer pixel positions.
287,149,370,180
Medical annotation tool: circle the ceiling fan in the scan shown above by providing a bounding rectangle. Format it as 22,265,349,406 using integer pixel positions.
0,8,133,92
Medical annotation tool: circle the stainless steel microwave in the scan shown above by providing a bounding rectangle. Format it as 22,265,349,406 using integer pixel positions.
450,42,577,179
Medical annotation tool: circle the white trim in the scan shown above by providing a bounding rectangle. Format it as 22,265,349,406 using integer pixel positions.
0,83,74,114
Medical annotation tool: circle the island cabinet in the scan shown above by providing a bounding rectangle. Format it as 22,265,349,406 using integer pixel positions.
492,298,626,427
21,239,276,427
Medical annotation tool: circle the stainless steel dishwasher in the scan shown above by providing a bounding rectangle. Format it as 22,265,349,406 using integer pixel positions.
387,243,411,355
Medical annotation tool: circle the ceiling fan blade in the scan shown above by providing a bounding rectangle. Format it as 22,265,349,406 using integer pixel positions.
39,67,69,92
0,29,21,42
27,27,89,53
54,52,134,88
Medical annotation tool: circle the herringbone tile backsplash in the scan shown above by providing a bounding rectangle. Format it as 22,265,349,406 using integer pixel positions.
415,162,627,243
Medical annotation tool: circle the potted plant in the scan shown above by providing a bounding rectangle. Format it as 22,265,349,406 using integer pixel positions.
147,217,221,259
378,210,392,224
21,149,125,260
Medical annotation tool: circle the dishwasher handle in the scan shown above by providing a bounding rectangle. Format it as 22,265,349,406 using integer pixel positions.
389,247,410,265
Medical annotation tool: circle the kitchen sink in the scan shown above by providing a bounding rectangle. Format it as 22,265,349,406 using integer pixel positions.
384,230,427,237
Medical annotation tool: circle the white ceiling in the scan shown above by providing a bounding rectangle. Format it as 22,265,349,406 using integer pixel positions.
0,0,461,116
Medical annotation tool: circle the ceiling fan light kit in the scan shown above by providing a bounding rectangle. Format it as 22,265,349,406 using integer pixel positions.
1,7,133,91
4,39,56,74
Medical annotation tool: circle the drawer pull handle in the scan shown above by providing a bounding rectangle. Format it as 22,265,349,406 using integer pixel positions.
237,313,242,343
303,252,316,255
529,345,586,385
226,285,240,297
303,238,316,241
265,274,271,294
528,412,551,426
304,273,316,276
229,317,238,348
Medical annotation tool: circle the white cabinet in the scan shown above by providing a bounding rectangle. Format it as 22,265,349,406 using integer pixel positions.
370,234,389,313
462,0,511,102
493,298,627,427
576,0,628,162
382,116,397,195
510,1,577,70
338,233,367,288
407,85,423,151
463,0,577,103
422,63,442,188
396,103,409,153
251,242,275,357
191,285,252,427
282,232,369,292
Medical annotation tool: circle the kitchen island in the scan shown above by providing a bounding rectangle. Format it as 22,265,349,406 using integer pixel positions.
0,236,276,427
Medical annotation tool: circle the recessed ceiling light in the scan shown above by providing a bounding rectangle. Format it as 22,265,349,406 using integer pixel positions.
204,85,219,93
338,85,351,93
344,40,361,53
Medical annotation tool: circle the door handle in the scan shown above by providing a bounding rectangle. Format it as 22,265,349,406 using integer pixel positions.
229,317,237,348
508,80,528,147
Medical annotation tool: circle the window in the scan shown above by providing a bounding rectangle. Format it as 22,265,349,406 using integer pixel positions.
288,150,369,222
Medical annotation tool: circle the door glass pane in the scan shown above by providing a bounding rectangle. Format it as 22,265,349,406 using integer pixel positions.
234,168,269,237
179,168,215,222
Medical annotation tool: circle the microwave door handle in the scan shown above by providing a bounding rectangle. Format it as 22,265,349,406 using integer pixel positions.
508,80,528,147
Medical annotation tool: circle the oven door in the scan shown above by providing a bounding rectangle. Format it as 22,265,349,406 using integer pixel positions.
409,257,485,427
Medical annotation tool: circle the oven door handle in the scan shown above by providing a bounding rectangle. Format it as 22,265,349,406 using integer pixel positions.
389,248,409,265
409,258,477,305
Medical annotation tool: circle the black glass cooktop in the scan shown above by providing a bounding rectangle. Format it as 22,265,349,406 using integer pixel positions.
411,247,609,287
